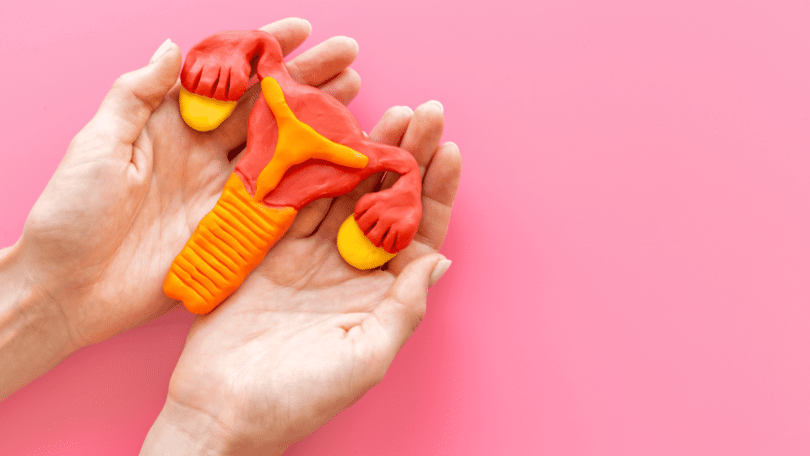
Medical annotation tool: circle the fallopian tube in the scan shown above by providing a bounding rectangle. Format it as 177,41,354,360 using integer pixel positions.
163,30,422,314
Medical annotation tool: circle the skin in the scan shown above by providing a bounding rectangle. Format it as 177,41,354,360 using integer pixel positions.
142,101,460,454
0,19,361,395
0,17,461,453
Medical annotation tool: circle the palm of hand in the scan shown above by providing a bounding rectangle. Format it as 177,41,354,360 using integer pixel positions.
164,98,459,451
169,236,397,445
23,87,226,344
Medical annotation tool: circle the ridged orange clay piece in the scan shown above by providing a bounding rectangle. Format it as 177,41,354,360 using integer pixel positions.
163,174,297,314
253,77,369,200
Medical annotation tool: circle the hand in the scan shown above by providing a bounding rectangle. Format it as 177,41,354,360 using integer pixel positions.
0,18,362,397
142,101,461,455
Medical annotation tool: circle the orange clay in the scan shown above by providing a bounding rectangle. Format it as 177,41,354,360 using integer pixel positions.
253,77,369,200
163,174,297,314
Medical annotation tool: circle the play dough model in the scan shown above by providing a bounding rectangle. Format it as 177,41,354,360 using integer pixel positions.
163,30,423,314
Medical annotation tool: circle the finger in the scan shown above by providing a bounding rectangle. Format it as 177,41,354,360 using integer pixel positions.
380,100,444,190
259,17,313,56
286,36,359,87
91,40,182,146
214,36,359,154
315,106,414,238
387,142,461,274
369,106,414,149
360,253,446,363
318,68,362,105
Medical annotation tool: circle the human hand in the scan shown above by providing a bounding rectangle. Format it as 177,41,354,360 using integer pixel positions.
141,102,460,455
0,18,362,398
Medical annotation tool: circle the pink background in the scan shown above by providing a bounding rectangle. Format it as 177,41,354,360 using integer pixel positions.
1,0,809,454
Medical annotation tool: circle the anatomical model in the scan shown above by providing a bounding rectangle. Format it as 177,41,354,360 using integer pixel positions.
163,30,422,314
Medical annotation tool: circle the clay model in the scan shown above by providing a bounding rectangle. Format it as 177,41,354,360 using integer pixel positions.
163,30,422,314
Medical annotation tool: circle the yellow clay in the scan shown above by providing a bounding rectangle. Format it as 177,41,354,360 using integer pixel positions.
337,215,397,270
179,87,237,132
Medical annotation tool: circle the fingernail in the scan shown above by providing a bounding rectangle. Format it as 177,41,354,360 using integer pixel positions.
150,39,172,64
429,257,452,286
401,105,414,115
428,100,443,112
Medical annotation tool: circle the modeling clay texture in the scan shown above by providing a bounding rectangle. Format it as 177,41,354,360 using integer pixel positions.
165,30,422,314
164,176,297,314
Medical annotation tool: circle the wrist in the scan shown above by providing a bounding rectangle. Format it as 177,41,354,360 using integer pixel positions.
142,397,290,456
0,243,77,399
142,399,289,456
141,400,230,456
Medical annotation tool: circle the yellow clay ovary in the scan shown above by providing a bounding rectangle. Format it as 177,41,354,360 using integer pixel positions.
178,87,237,132
253,77,369,200
337,215,397,270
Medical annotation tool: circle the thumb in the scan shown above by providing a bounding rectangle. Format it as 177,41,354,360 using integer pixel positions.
92,39,182,144
364,253,451,359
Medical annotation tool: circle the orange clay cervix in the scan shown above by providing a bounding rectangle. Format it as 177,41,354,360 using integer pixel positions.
164,30,422,314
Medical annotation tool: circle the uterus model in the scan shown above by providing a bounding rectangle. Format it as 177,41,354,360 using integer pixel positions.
163,30,422,314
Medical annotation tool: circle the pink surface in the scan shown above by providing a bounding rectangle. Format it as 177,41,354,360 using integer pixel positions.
1,0,809,454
